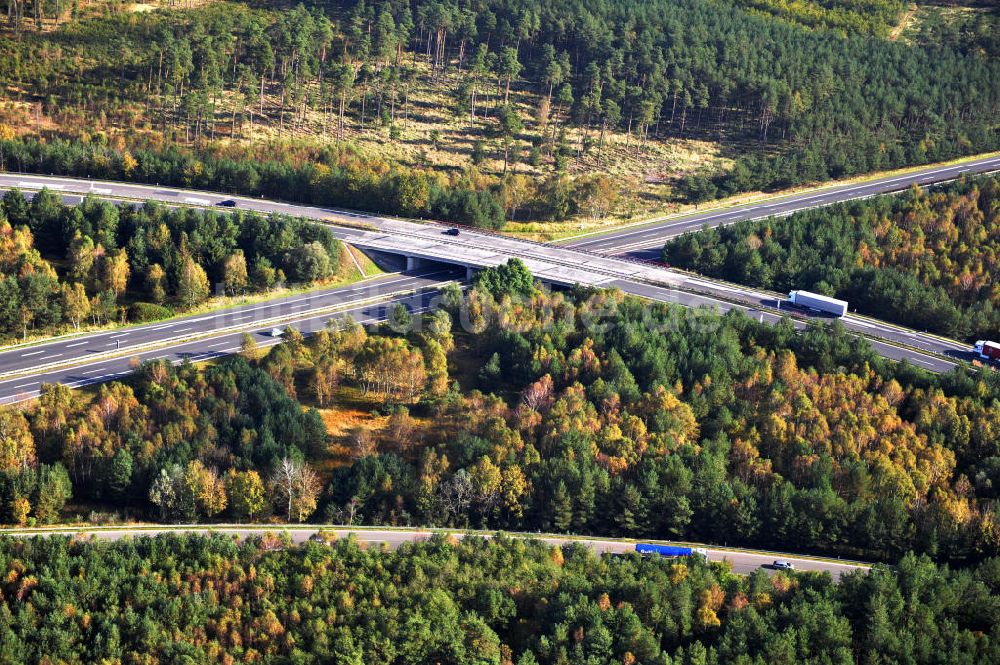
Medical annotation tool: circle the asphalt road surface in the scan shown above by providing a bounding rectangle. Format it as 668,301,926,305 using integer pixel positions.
0,269,457,403
565,154,1000,258
0,160,989,380
611,280,963,373
0,525,869,579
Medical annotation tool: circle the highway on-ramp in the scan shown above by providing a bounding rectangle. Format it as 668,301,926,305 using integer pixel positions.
0,525,870,579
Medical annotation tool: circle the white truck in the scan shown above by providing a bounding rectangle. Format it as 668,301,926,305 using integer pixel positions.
787,290,848,317
974,340,1000,362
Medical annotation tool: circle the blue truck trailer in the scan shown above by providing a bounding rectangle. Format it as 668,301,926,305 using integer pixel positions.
635,543,708,558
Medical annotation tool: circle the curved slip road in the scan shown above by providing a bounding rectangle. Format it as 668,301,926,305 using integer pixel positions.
0,525,870,579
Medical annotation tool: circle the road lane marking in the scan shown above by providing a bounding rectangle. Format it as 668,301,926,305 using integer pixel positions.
20,350,45,357
568,158,1000,249
0,287,434,387
65,341,88,348
18,182,65,190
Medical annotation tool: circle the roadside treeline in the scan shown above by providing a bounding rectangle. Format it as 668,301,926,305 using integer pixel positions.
1,534,998,665
663,176,1000,340
0,188,343,339
0,138,507,229
2,0,998,213
0,311,445,526
323,284,1000,563
4,269,1000,565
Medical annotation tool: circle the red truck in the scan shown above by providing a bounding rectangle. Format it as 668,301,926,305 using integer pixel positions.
974,340,1000,362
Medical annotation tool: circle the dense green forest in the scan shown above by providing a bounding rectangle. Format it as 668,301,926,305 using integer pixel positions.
0,188,345,340
663,175,1000,341
1,0,997,225
1,534,999,664
4,266,1000,564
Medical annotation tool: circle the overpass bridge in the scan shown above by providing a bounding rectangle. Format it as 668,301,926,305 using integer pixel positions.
0,172,982,383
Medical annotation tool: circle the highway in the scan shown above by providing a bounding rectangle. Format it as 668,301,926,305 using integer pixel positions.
0,270,456,403
0,159,991,386
0,525,870,579
0,173,683,289
564,154,1000,258
614,280,963,372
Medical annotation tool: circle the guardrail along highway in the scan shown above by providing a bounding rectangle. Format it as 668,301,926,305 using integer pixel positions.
0,270,454,403
1,158,993,388
563,154,1000,258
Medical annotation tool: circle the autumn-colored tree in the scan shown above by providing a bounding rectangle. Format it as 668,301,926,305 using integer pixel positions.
421,338,449,397
0,409,36,471
240,332,259,360
354,337,427,401
67,232,96,285
61,282,90,330
176,255,211,307
99,248,131,296
146,263,167,304
185,460,228,518
311,356,339,407
33,383,74,439
223,250,249,296
225,469,266,522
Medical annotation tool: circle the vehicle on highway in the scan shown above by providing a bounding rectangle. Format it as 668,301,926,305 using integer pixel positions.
308,532,336,546
270,327,283,337
787,290,848,317
974,340,1000,362
772,559,794,570
216,199,237,207
635,543,708,559
443,227,460,236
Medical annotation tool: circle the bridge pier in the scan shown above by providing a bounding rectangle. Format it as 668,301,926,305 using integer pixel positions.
406,256,422,271
466,266,476,281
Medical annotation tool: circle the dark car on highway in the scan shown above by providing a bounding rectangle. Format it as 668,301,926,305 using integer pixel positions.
216,199,237,207
443,227,460,236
